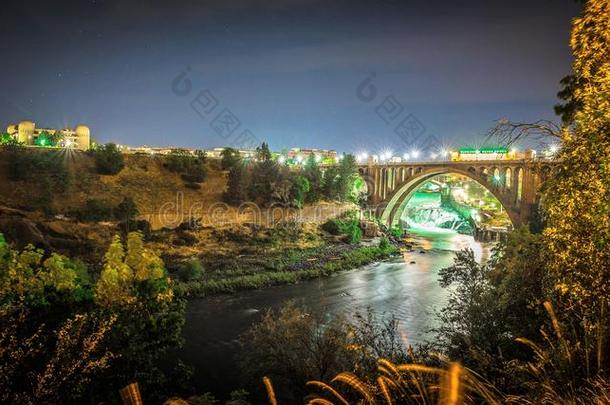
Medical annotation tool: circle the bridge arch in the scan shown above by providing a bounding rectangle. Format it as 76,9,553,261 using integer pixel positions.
378,168,520,228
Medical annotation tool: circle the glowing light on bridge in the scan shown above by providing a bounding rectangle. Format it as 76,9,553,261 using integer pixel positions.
356,152,368,163
411,150,420,159
381,150,393,162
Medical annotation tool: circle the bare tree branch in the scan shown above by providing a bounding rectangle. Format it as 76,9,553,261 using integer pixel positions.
484,119,562,148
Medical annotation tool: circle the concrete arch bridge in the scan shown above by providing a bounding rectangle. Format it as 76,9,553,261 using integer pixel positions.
359,159,554,228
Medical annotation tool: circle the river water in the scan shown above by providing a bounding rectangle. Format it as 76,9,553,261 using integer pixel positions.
178,228,492,396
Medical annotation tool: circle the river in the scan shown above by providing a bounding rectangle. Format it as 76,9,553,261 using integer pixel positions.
178,228,492,396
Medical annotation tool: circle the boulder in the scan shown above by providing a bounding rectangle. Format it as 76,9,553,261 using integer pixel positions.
361,220,380,238
0,216,48,249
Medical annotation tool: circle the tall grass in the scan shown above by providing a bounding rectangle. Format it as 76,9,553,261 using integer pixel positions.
259,359,504,405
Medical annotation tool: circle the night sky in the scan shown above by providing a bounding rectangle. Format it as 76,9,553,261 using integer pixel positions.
1,0,580,154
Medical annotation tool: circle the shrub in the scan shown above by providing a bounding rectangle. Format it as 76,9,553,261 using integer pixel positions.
321,218,343,235
76,199,114,222
164,151,207,184
176,259,204,282
114,196,138,222
379,236,390,250
92,143,124,175
321,214,362,244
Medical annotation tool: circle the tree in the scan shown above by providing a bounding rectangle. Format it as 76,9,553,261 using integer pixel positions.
114,196,139,222
540,0,610,381
224,163,248,205
255,142,272,161
290,175,310,208
95,235,134,307
303,155,324,203
248,159,280,205
93,143,125,175
164,150,207,183
336,154,359,201
322,165,339,200
220,147,241,170
554,74,584,125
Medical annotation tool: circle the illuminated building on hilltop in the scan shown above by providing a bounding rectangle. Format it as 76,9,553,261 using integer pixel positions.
5,120,91,150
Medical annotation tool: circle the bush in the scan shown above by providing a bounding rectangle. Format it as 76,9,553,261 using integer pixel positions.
114,196,138,222
164,151,207,184
321,218,343,235
176,259,204,282
76,199,114,222
118,219,151,237
92,143,124,175
379,236,390,250
321,214,362,244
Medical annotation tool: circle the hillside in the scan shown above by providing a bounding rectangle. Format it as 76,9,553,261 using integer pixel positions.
0,148,355,266
0,149,226,223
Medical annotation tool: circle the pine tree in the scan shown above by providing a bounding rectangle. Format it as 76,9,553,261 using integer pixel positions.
303,155,324,203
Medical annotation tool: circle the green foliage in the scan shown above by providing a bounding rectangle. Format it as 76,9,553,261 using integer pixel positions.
303,155,324,203
93,143,125,175
335,154,359,202
378,236,390,250
0,132,17,145
321,218,343,235
34,131,59,147
321,212,362,244
176,259,204,282
0,232,184,403
389,224,404,238
290,175,310,208
220,147,241,170
174,245,396,297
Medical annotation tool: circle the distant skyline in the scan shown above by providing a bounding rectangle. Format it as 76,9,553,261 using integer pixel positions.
1,0,580,154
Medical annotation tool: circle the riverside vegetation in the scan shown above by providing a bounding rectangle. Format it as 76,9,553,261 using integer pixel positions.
1,2,609,403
